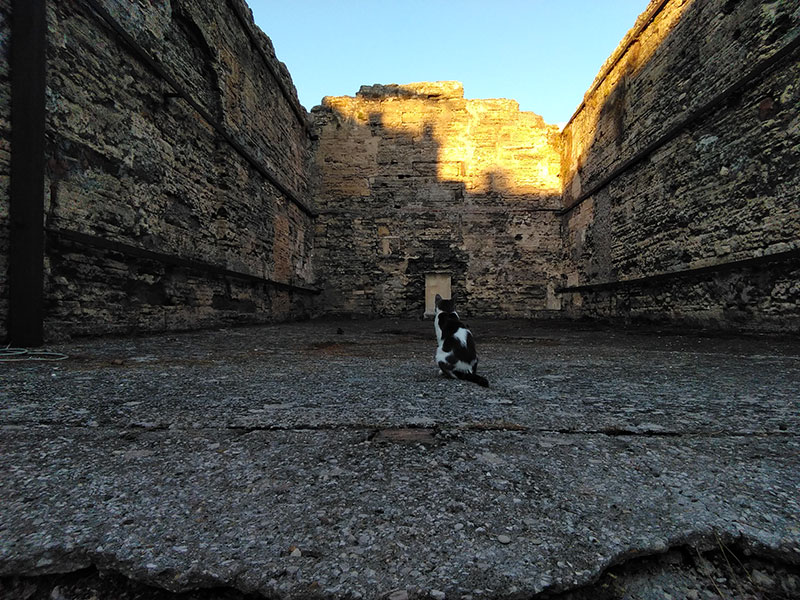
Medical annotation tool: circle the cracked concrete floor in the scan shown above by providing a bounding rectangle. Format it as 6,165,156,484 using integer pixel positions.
1,319,799,599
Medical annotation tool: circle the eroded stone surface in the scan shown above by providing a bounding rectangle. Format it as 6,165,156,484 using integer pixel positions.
311,82,563,318
1,0,317,341
4,0,800,341
560,0,800,330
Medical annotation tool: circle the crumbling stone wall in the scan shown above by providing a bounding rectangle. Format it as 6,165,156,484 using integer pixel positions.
5,0,798,338
560,0,800,330
312,82,563,318
6,0,318,339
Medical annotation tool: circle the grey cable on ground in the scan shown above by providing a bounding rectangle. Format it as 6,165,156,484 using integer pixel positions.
0,346,69,361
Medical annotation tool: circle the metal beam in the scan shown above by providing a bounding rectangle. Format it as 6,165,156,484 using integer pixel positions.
8,0,47,346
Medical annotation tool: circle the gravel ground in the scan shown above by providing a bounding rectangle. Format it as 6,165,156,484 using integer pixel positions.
1,318,799,599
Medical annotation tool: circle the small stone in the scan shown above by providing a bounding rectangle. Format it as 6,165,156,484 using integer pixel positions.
497,534,511,544
719,166,730,176
431,591,446,600
388,591,408,600
290,547,302,557
49,586,66,600
752,569,774,586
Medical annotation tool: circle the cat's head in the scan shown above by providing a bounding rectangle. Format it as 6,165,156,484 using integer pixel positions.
434,294,456,314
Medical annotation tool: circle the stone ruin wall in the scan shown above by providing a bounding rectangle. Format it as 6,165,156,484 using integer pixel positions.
560,0,800,331
3,0,318,340
312,82,563,318
310,0,800,330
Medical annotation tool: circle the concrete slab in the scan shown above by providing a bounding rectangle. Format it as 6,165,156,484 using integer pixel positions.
1,319,799,599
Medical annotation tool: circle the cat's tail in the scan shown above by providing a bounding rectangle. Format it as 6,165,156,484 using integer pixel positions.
453,370,490,387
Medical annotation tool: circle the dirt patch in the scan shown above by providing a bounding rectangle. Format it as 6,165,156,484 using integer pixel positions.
370,427,438,444
304,336,424,357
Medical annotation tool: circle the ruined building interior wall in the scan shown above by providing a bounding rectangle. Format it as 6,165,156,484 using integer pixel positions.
39,0,316,337
312,82,563,318
560,0,800,330
2,0,799,339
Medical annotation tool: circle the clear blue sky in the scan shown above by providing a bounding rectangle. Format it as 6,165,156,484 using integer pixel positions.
248,1,648,125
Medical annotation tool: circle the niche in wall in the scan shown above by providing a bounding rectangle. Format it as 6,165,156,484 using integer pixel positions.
425,273,451,317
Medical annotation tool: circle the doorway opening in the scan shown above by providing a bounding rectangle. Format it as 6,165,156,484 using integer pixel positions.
424,273,451,317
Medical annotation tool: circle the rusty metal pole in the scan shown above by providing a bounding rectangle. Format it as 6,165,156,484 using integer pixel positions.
9,0,47,346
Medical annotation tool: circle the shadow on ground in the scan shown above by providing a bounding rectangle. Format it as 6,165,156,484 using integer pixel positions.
2,319,799,599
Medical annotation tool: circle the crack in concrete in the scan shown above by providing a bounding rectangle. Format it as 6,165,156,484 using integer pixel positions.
544,427,796,438
3,535,799,600
1,422,797,439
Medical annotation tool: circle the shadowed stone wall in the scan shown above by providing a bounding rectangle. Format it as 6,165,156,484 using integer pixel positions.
309,0,800,331
4,0,318,340
560,0,800,331
312,82,563,318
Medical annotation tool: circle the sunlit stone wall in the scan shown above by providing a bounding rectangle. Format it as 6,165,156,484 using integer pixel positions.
312,81,563,317
36,0,316,338
5,0,798,337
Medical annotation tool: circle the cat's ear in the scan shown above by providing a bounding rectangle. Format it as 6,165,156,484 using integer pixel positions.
435,294,442,302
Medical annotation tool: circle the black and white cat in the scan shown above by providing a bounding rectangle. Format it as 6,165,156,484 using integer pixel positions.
434,294,489,387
